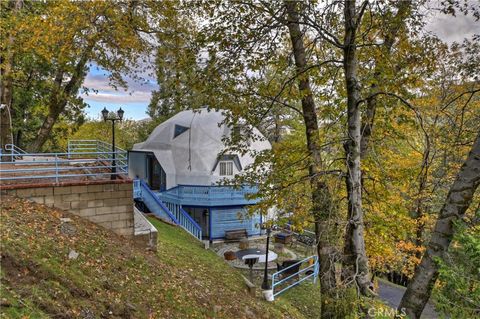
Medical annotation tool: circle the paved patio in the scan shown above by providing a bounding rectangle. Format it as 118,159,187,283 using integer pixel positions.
213,238,298,270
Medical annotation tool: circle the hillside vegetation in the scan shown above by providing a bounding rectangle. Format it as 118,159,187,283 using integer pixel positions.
0,196,309,319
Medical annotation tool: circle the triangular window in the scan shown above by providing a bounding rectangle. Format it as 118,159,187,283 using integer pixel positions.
173,124,189,138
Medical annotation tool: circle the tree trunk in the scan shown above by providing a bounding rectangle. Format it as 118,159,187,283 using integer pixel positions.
284,2,337,316
27,44,92,152
343,0,412,289
399,132,480,319
0,0,23,153
413,155,429,253
27,70,65,152
359,0,411,158
342,0,371,295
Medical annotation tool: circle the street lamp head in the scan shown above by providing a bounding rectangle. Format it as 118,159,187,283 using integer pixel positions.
117,107,124,121
101,107,109,122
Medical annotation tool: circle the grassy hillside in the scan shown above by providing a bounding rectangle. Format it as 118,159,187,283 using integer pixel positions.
0,196,311,318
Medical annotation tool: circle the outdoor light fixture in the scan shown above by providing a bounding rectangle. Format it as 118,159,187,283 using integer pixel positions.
117,107,124,120
101,107,109,121
102,107,124,122
101,107,124,180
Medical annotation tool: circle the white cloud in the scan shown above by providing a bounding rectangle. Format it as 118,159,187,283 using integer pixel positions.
424,1,479,44
80,91,152,104
81,67,158,106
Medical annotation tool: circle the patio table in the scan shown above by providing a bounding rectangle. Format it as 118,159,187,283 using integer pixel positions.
236,248,278,263
236,248,278,282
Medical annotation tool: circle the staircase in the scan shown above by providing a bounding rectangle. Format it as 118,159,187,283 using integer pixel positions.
134,180,202,241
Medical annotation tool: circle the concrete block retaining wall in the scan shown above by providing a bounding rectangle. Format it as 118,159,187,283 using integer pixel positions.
1,181,135,237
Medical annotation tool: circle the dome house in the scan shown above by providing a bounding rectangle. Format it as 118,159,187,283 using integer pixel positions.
129,108,271,241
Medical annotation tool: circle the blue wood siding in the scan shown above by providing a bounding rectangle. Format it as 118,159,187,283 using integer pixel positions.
210,206,261,239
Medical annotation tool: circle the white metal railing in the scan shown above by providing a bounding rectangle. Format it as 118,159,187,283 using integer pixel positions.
271,255,319,299
4,144,26,156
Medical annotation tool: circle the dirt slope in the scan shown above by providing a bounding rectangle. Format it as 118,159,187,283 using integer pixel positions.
0,196,304,319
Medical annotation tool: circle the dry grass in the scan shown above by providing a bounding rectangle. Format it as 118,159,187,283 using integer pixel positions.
0,196,308,318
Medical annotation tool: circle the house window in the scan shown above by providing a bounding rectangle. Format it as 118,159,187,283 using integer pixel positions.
174,124,189,138
219,161,234,176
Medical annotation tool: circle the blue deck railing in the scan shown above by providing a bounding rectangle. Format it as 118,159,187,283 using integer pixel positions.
157,184,260,207
137,179,179,224
0,141,127,183
271,255,319,299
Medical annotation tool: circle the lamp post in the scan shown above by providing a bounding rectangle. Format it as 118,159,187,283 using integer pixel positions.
261,227,272,290
101,107,124,180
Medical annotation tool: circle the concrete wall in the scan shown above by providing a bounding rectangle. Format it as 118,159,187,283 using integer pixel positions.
133,207,158,251
1,181,134,237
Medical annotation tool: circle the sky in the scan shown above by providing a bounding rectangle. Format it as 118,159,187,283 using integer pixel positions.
80,66,158,121
80,6,479,121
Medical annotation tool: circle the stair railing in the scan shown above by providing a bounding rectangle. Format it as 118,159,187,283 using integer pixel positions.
137,179,202,241
178,207,202,240
4,144,26,160
139,179,179,224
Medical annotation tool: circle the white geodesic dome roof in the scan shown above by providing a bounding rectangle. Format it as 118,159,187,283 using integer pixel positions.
133,108,271,189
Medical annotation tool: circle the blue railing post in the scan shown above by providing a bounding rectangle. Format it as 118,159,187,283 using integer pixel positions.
96,140,100,161
313,258,319,284
54,154,59,183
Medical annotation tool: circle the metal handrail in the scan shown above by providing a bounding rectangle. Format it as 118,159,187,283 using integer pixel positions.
0,143,128,183
179,207,202,233
139,179,179,224
68,139,126,153
4,144,26,155
0,171,128,182
135,179,202,240
270,255,319,299
1,150,125,157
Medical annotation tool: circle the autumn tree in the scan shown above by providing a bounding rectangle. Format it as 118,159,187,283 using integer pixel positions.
0,0,22,151
148,4,203,119
399,131,480,318
1,0,173,152
149,1,479,317
284,0,338,309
